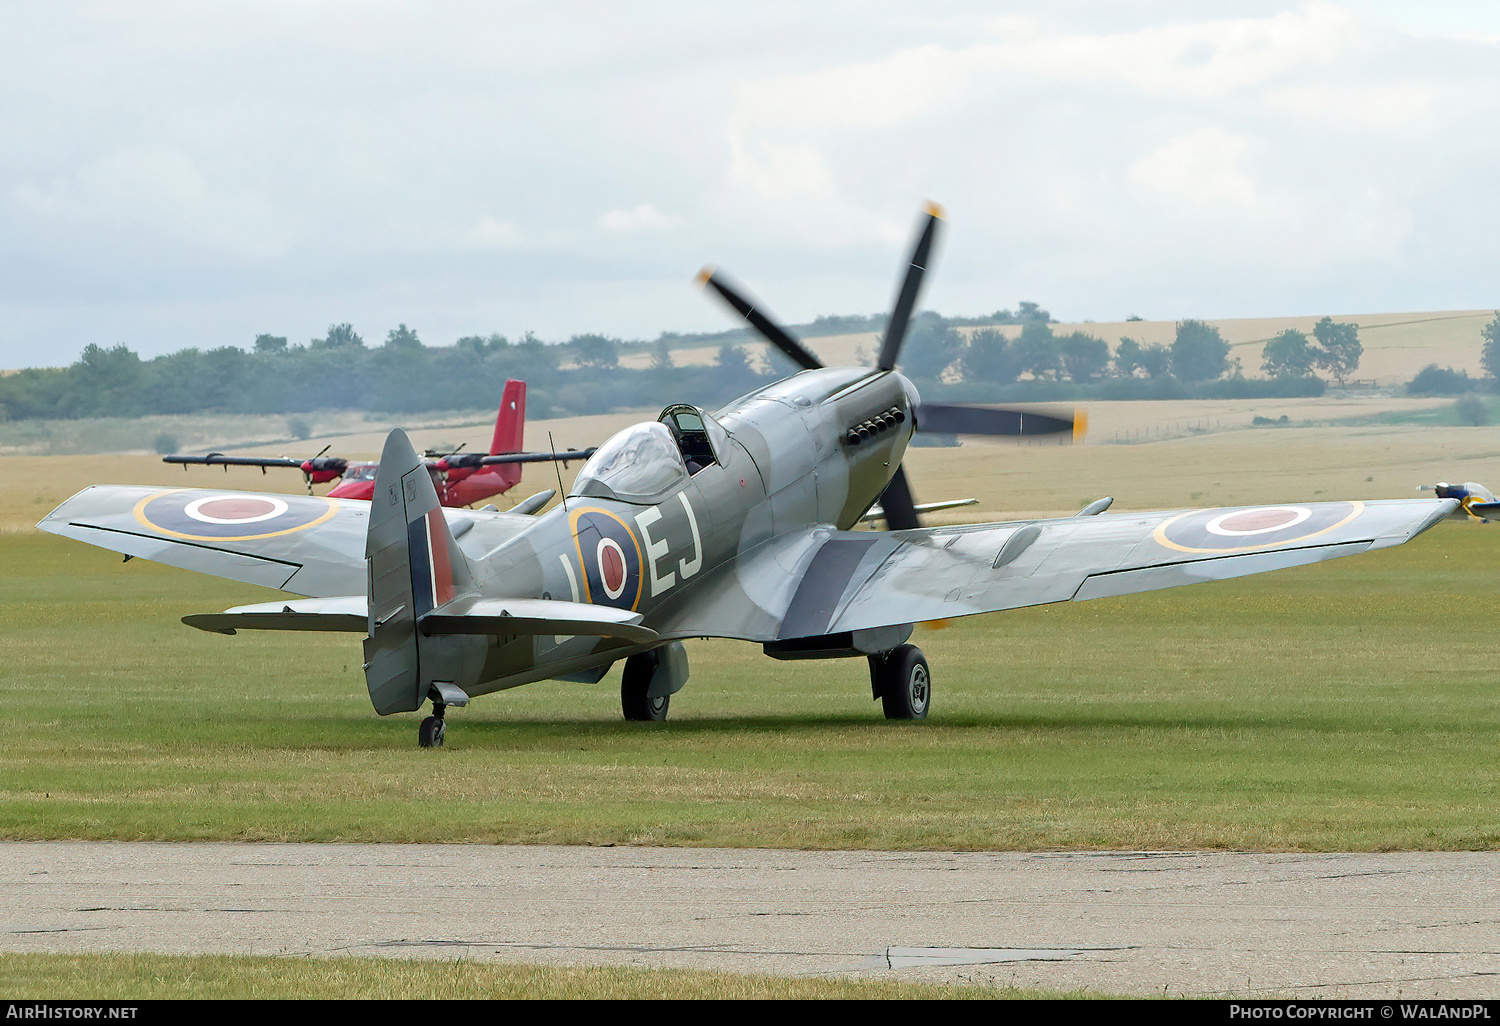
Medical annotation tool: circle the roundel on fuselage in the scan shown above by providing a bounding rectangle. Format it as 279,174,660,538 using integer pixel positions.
569,507,644,611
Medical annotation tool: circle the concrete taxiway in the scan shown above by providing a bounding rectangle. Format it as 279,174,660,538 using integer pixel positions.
2,842,1498,998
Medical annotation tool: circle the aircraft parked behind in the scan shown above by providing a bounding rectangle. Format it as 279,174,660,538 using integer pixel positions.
164,380,592,508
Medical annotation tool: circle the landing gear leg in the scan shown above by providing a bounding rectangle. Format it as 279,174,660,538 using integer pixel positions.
419,700,447,748
621,651,670,722
869,644,931,720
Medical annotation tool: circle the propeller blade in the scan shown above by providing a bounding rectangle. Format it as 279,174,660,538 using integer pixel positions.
695,267,824,371
915,403,1085,441
876,202,944,372
877,466,922,531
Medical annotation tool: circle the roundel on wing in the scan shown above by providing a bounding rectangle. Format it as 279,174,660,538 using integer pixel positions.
570,508,644,610
1154,502,1363,553
134,490,338,541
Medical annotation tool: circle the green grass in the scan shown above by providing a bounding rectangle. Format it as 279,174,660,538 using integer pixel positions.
0,951,1089,1000
2,526,1498,850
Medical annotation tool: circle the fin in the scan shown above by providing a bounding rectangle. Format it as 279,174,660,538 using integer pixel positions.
489,379,527,490
362,428,485,716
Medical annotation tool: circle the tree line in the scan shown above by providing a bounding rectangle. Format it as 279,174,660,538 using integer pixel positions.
897,313,1361,390
1401,312,1500,396
0,308,1375,423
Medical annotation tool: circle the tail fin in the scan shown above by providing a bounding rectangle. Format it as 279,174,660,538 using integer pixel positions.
489,379,526,490
363,428,483,715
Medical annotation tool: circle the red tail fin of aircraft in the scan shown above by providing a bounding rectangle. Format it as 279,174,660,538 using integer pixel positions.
490,379,526,490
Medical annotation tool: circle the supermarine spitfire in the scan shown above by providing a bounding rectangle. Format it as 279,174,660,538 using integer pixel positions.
38,205,1459,747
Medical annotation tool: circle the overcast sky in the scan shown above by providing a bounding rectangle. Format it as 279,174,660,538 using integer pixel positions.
3,1,1498,368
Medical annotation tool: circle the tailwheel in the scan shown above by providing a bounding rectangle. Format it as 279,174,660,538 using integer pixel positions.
621,650,670,722
418,701,447,748
871,644,931,720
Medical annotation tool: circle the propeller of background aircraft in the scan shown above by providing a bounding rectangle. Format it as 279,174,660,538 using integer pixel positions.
163,446,348,492
165,445,596,489
698,201,1084,529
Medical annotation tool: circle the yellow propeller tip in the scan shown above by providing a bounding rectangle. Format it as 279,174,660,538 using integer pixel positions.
1073,408,1089,443
694,266,715,286
924,201,946,220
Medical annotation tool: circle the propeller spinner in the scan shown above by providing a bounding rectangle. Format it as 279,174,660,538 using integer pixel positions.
697,202,1083,529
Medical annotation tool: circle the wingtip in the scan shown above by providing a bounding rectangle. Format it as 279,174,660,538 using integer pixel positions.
1072,408,1089,443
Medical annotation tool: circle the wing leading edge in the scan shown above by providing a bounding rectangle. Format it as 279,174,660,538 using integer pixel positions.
754,498,1455,641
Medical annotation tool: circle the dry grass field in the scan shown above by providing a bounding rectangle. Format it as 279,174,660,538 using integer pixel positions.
2,306,1491,463
620,308,1496,385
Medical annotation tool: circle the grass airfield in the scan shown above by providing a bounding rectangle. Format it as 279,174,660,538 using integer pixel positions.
3,414,1499,853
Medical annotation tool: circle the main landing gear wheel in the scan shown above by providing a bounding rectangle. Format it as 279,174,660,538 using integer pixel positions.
871,644,931,720
621,651,670,722
419,701,447,748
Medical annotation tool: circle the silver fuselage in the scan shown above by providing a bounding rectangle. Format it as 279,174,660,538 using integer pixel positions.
457,366,919,695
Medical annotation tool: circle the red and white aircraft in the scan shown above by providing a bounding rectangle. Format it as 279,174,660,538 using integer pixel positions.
164,380,594,508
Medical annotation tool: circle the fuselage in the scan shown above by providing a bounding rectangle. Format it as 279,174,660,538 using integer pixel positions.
450,366,921,696
328,462,518,507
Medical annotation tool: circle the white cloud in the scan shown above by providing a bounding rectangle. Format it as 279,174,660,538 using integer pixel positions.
1128,129,1260,209
466,216,523,248
2,3,1500,364
598,203,680,233
9,146,294,259
1267,80,1437,126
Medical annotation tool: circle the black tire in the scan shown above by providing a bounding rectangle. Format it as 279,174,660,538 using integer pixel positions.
875,644,931,720
621,651,670,721
418,715,446,748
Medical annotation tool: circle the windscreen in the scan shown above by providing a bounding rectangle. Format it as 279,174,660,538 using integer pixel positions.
570,421,687,503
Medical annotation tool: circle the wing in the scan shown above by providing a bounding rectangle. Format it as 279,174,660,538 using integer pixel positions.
38,484,550,599
37,485,369,596
652,498,1456,643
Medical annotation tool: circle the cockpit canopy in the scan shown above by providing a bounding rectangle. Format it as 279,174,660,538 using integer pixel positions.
569,421,687,503
660,404,730,473
343,462,379,482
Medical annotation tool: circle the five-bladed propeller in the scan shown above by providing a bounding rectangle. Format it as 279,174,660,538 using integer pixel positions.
697,202,1083,529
